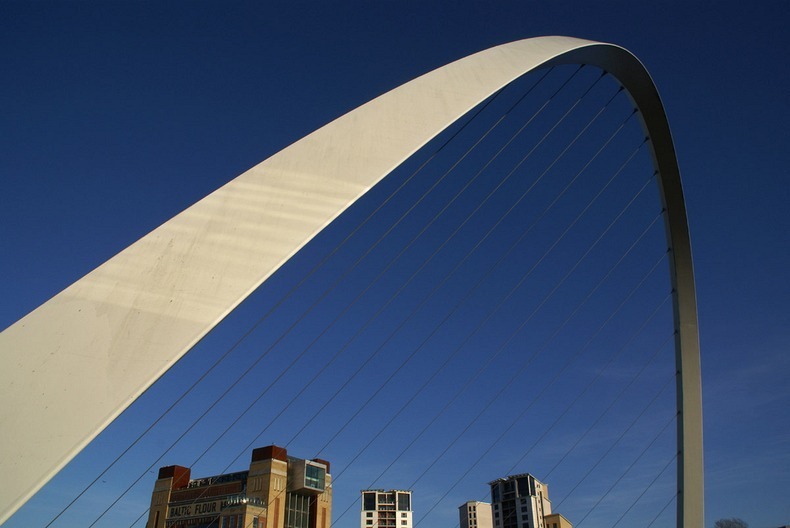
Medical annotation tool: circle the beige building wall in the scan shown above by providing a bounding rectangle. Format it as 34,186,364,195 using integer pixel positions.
459,501,493,528
146,465,190,528
543,513,572,528
222,503,267,528
249,445,289,528
314,470,332,528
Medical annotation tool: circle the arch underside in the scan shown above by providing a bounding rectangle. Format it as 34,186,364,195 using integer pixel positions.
0,36,702,526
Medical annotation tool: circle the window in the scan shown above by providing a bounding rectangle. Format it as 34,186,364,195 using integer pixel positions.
285,493,311,528
305,464,326,491
367,521,373,525
402,521,407,525
397,493,410,511
503,480,515,498
517,477,532,497
364,493,377,511
381,493,395,504
253,519,259,528
401,513,407,518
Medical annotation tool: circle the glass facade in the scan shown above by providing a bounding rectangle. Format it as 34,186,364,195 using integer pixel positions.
285,493,311,528
363,492,376,511
397,493,410,511
517,478,532,497
304,464,326,491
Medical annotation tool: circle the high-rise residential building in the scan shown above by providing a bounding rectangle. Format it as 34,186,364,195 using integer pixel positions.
146,445,331,528
489,474,551,528
360,489,413,528
459,500,493,528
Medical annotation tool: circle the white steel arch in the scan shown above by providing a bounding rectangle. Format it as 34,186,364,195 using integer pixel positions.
0,36,702,526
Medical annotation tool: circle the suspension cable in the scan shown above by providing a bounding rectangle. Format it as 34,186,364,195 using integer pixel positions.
121,66,570,528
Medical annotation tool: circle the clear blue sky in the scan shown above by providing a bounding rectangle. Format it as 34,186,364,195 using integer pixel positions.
1,2,788,528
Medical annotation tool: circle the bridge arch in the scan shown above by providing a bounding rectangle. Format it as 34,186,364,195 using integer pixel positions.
0,36,702,526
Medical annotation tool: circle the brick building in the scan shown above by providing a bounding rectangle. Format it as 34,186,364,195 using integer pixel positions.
146,445,331,528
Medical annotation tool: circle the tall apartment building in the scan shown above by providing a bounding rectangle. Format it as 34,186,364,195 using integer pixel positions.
489,474,551,528
360,489,413,528
146,445,331,528
459,500,493,528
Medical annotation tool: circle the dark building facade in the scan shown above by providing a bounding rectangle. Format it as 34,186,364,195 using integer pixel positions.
489,474,551,528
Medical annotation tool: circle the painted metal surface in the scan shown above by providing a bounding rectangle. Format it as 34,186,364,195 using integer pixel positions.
0,36,702,526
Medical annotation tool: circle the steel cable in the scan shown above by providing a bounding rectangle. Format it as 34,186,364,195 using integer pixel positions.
122,66,573,528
